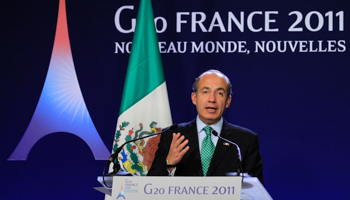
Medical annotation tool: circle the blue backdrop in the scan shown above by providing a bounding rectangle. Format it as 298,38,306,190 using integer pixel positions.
1,0,350,199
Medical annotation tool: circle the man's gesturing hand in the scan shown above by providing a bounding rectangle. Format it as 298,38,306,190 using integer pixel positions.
166,133,190,166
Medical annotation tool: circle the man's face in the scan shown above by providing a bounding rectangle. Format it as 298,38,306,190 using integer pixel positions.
191,73,232,125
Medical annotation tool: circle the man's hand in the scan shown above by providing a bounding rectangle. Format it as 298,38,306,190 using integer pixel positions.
166,133,190,166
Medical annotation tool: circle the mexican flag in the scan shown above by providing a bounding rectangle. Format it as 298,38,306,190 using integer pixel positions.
111,0,172,177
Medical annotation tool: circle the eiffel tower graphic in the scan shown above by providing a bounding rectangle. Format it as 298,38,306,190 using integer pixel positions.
8,0,110,160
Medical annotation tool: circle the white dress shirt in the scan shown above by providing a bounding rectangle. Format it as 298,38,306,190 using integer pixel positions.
196,115,223,153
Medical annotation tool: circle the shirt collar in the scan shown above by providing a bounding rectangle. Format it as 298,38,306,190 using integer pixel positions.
196,116,223,136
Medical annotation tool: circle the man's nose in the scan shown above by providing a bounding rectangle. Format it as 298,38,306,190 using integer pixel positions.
208,92,216,102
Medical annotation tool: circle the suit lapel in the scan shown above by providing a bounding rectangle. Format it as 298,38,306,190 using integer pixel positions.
184,120,203,176
207,120,233,176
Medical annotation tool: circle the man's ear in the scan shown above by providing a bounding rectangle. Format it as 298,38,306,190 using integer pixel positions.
225,96,232,108
191,92,197,105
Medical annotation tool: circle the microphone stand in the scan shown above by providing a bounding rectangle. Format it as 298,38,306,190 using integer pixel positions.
102,124,178,188
102,132,163,187
212,130,244,180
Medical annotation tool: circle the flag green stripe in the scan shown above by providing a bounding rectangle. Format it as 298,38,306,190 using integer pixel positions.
119,0,165,116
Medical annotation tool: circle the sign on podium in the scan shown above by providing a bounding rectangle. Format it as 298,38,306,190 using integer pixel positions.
95,176,273,200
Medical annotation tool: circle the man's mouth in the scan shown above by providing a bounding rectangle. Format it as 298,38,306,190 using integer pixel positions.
205,106,217,111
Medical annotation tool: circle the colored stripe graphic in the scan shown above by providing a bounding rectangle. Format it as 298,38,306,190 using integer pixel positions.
8,0,110,160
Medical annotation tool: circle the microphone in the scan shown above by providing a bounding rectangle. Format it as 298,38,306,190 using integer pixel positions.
211,130,243,176
105,124,178,170
102,124,178,187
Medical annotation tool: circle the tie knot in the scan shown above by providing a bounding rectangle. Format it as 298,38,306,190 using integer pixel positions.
203,126,212,136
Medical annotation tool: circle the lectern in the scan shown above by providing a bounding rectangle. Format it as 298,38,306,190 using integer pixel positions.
95,175,273,200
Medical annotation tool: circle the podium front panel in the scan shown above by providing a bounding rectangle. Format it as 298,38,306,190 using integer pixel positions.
111,176,242,200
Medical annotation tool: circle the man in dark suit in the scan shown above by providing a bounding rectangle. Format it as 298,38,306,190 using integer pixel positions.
148,69,264,185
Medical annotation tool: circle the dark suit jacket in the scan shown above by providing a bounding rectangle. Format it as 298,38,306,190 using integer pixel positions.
148,119,264,185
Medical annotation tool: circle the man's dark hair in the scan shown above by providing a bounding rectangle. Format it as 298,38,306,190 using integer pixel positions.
192,69,232,97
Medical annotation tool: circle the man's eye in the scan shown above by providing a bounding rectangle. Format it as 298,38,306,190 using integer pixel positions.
202,91,208,94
